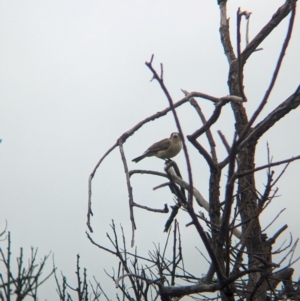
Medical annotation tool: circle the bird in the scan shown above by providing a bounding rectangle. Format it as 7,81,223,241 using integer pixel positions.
132,132,182,163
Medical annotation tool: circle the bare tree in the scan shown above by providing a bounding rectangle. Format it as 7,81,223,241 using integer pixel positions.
0,230,54,301
86,1,300,300
54,254,107,301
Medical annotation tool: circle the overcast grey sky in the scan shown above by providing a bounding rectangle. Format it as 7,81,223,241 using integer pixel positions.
1,0,299,299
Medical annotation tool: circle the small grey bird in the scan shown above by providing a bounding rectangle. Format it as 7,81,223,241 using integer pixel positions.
132,132,182,163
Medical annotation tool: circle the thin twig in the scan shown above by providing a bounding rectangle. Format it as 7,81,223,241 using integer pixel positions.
145,56,194,208
182,89,218,164
238,5,296,143
241,1,296,65
236,8,248,102
133,202,169,213
236,155,300,178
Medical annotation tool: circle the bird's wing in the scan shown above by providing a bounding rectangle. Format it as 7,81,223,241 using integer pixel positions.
146,138,170,153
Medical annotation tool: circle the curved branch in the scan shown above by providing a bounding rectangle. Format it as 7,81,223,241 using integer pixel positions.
182,89,218,164
115,273,163,288
241,1,296,66
239,85,300,148
160,266,270,298
189,96,238,139
87,89,220,231
236,155,300,178
129,169,242,239
133,202,169,213
188,96,236,170
237,6,296,142
145,57,194,208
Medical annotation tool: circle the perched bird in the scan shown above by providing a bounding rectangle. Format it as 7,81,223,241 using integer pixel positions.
132,132,182,163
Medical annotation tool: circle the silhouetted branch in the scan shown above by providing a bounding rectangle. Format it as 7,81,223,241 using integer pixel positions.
240,85,300,148
241,1,296,65
236,8,248,102
237,6,296,142
236,155,300,178
182,89,218,164
219,0,235,63
145,55,194,206
118,139,136,247
0,232,54,300
133,202,169,213
87,89,219,232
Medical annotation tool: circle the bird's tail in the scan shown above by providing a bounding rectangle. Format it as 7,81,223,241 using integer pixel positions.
132,155,145,163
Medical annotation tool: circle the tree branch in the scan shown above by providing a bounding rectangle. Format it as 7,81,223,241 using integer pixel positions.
241,1,297,65
239,85,300,148
145,56,194,207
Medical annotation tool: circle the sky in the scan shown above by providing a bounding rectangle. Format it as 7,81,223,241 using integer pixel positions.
0,0,299,300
